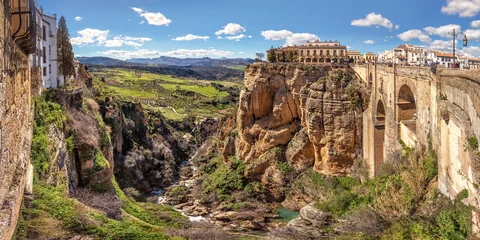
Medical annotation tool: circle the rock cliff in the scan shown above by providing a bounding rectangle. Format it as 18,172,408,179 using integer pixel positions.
237,64,366,182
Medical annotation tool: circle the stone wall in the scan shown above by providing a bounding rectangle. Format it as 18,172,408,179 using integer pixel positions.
0,2,36,239
353,63,480,212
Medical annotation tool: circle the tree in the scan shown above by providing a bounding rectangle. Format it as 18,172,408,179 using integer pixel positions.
57,16,75,83
267,49,277,63
256,52,265,61
286,51,294,62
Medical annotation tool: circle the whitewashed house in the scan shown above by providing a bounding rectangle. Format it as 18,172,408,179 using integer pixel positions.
30,5,59,89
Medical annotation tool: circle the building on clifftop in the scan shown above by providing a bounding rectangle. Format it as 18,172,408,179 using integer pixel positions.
30,3,59,89
268,40,351,64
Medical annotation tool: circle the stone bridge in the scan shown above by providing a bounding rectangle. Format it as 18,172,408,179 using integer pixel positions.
352,63,480,204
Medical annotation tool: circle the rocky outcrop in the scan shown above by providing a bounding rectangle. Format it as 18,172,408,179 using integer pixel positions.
237,64,365,184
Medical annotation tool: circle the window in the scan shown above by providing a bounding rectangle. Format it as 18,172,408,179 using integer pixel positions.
320,50,323,55
49,64,51,74
49,45,51,55
307,50,310,56
327,50,330,55
43,47,46,63
43,67,47,76
300,50,304,56
43,26,46,41
333,50,337,56
313,50,317,55
340,50,344,56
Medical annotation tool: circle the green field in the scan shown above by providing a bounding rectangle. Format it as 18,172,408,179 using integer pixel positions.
91,68,240,121
223,65,247,71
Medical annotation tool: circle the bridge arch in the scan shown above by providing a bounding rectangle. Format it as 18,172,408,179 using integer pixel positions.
374,100,386,174
397,84,417,147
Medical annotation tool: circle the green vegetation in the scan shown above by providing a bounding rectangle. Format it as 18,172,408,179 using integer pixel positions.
467,136,479,150
309,145,474,239
15,182,184,240
93,150,109,171
90,68,240,121
203,156,246,200
31,95,67,178
223,65,247,71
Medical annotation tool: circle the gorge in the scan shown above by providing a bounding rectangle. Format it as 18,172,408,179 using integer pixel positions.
2,48,480,239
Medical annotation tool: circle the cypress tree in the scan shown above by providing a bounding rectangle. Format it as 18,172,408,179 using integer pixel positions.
57,16,75,83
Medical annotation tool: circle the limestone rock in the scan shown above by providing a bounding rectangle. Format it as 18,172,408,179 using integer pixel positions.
237,64,366,198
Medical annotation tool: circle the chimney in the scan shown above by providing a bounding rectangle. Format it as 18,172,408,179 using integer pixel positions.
39,6,43,14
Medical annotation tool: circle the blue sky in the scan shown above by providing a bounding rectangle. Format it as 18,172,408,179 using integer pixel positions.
38,0,480,59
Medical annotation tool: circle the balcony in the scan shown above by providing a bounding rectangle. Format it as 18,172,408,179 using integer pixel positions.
11,0,37,55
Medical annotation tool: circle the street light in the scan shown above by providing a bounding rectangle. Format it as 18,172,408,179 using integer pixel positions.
448,28,468,68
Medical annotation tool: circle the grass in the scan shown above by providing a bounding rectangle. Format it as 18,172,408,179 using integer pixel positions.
159,84,228,98
223,65,247,71
107,85,158,99
16,182,184,240
91,68,238,121
160,107,185,121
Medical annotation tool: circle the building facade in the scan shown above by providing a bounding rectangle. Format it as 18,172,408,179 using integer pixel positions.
269,40,350,64
30,5,59,89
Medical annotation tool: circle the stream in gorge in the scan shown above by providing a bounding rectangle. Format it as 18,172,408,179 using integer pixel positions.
152,142,300,236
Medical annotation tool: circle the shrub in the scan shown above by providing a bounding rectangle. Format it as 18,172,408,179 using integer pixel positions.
278,162,295,174
93,150,109,171
467,136,479,150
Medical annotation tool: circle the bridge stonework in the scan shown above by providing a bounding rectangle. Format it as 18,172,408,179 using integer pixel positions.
353,63,480,209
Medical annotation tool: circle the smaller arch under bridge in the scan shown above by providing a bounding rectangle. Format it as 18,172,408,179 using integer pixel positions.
353,63,480,203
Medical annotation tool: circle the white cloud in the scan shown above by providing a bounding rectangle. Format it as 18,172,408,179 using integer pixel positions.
131,7,171,26
419,34,432,43
364,40,374,44
395,25,400,30
105,39,124,47
72,30,152,48
424,24,461,37
429,40,454,50
397,29,431,43
461,46,480,57
239,52,244,54
100,48,235,60
261,30,293,40
75,16,82,21
285,33,319,46
351,12,394,29
124,41,142,48
248,35,252,38
261,30,318,46
215,23,246,35
465,29,480,40
71,28,109,46
172,34,209,41
441,0,480,17
472,20,480,28
226,34,246,41
139,20,145,25
217,36,222,39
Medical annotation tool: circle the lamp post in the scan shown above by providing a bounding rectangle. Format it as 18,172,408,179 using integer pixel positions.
448,28,468,68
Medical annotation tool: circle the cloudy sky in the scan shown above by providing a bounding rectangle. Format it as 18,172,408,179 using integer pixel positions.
38,0,480,59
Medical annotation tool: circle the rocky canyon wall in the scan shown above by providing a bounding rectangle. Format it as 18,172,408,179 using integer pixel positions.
236,63,367,190
0,17,39,240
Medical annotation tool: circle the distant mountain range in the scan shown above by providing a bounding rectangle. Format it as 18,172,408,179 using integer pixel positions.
127,56,254,67
76,56,254,67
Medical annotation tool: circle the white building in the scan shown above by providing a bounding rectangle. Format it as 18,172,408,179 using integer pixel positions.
391,44,428,66
30,5,60,89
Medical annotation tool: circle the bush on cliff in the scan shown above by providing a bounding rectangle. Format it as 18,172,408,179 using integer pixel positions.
311,145,474,239
202,156,246,200
31,96,67,178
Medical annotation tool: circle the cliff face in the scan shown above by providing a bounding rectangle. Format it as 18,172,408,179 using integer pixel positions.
0,48,39,239
237,64,365,182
